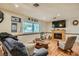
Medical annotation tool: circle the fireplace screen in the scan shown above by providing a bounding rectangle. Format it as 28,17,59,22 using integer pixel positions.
54,33,62,39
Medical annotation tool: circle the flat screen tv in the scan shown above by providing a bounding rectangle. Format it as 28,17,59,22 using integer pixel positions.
52,20,66,28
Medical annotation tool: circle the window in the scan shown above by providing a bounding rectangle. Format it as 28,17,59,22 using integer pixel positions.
22,22,33,33
34,23,39,32
22,21,39,33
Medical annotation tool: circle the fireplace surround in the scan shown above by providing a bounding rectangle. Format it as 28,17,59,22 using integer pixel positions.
52,30,65,40
54,33,62,39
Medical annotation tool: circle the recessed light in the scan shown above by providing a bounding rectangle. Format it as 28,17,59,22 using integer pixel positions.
14,4,19,8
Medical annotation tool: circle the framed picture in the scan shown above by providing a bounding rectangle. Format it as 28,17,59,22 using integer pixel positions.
11,16,21,22
11,23,17,32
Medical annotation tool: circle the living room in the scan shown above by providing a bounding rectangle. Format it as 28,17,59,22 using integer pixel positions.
0,3,79,56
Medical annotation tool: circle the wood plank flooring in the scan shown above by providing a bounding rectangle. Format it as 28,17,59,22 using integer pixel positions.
48,40,79,56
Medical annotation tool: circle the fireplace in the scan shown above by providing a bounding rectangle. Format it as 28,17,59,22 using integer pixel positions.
54,33,62,39
52,30,65,40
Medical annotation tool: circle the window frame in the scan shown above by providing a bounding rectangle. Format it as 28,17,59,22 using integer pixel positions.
22,20,40,33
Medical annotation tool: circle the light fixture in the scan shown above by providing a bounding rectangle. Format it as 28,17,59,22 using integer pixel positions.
14,4,19,8
33,3,39,7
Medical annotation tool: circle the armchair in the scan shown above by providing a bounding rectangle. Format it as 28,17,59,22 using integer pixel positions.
58,36,77,53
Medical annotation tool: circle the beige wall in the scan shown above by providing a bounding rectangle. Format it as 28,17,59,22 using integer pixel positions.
66,18,79,42
1,8,79,43
51,18,79,42
0,10,51,43
0,10,24,34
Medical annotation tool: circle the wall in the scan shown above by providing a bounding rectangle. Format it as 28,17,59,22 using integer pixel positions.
51,18,79,42
0,10,24,34
18,19,51,42
1,8,79,43
1,9,79,43
66,18,79,33
0,10,51,43
66,18,79,42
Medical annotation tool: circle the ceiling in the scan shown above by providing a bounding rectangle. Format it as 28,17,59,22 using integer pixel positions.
0,3,79,22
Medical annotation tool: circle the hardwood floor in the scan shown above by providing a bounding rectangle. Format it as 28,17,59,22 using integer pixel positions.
48,40,79,56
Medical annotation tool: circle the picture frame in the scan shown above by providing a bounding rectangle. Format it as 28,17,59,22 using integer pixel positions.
11,16,21,22
11,23,17,32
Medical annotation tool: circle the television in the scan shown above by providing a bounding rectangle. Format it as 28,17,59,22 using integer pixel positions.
52,20,66,28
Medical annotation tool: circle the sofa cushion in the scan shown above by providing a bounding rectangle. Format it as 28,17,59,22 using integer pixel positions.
33,48,48,56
